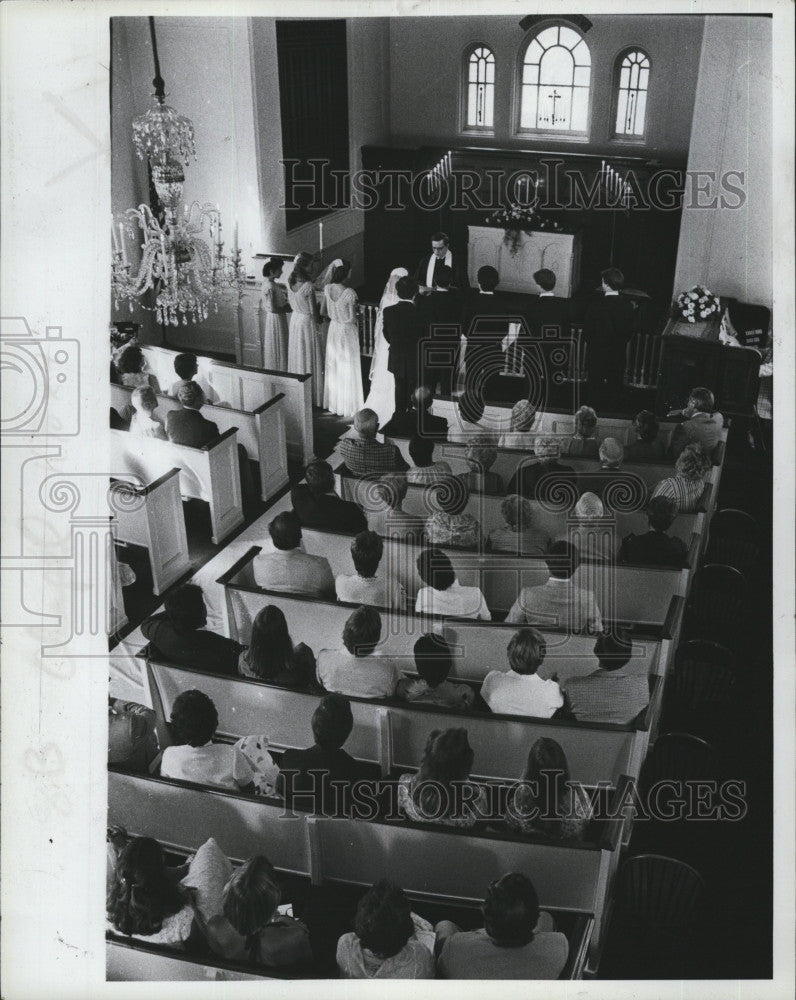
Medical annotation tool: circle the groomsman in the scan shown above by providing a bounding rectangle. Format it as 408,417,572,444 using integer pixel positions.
526,268,572,337
583,266,637,403
418,264,462,396
460,265,513,402
383,275,424,414
415,232,466,291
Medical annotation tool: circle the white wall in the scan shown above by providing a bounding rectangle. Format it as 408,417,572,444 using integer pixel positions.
673,16,772,309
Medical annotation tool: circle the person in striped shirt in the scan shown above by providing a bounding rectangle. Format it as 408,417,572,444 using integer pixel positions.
650,443,711,513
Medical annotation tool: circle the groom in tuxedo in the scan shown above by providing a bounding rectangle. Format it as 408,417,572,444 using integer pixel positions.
382,275,423,414
417,264,462,396
414,232,466,291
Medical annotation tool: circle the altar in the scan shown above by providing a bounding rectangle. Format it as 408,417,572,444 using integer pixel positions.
467,225,582,297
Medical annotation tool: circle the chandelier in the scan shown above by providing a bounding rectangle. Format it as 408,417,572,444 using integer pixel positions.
111,18,245,326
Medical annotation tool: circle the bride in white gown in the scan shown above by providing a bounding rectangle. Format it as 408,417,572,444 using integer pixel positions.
364,267,407,426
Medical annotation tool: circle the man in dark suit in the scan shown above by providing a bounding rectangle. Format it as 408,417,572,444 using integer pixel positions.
618,495,689,567
414,231,466,291
291,459,368,535
505,435,579,504
165,381,219,447
461,265,515,403
382,274,423,413
380,386,449,441
525,268,572,338
417,264,462,396
582,267,637,404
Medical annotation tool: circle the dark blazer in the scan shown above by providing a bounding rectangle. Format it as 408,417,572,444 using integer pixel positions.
618,530,688,567
165,408,220,448
415,253,466,291
526,294,573,337
290,484,367,535
461,290,515,374
277,744,379,814
381,408,449,441
506,459,579,504
382,300,424,382
141,614,242,676
583,294,637,380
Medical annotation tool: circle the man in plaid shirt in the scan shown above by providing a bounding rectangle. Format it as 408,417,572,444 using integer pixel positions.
340,408,408,478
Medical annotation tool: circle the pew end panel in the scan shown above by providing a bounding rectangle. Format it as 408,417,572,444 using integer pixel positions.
253,394,289,501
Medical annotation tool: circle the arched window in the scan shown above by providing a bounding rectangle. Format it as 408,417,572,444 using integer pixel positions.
614,49,651,138
519,24,591,135
464,45,495,130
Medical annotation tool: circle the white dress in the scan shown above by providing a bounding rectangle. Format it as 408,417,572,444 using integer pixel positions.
323,284,364,418
287,280,317,377
260,279,289,370
364,267,406,426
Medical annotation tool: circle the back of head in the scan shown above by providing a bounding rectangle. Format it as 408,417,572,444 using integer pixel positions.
601,266,625,291
458,390,485,426
222,856,280,938
289,252,312,287
311,693,354,749
419,727,474,784
408,433,435,467
247,604,293,678
465,437,497,471
599,437,623,468
395,275,418,301
534,435,560,459
523,736,570,785
305,460,335,496
269,511,302,551
376,471,408,509
434,264,453,289
412,385,432,411
574,405,598,436
507,627,546,676
511,398,537,432
647,494,677,532
676,442,710,480
173,352,198,380
170,689,218,746
594,628,633,671
354,880,414,959
342,605,382,656
428,475,469,515
332,258,351,283
574,491,604,519
262,256,283,278
483,873,539,947
477,265,499,291
414,633,453,688
163,582,207,632
545,540,579,579
351,530,383,578
533,268,556,292
354,408,379,439
501,493,533,531
634,409,659,442
117,343,145,375
177,380,205,410
689,386,715,413
109,836,182,937
131,385,157,413
416,545,456,591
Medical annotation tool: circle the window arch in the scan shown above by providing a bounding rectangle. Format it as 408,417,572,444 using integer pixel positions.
613,49,651,138
463,45,495,130
519,23,591,135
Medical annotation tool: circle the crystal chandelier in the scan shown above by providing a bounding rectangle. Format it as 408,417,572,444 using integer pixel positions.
111,18,245,326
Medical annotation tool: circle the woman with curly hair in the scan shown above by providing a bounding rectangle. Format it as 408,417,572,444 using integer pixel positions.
424,477,480,549
487,494,551,556
563,405,600,458
397,727,488,828
650,442,711,513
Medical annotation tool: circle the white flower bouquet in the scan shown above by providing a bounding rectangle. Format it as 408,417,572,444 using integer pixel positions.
674,284,721,323
486,203,561,256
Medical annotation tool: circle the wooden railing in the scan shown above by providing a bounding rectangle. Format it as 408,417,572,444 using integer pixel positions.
624,334,662,389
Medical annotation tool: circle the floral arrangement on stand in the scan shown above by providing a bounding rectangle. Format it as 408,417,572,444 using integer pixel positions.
673,284,722,323
486,203,562,256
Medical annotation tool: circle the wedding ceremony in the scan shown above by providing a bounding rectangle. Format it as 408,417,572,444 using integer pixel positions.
104,8,777,986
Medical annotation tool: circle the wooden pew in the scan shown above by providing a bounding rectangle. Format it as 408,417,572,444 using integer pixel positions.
108,767,626,968
110,469,191,596
140,344,314,465
111,383,289,503
111,427,243,546
145,658,663,788
218,547,681,682
295,525,698,624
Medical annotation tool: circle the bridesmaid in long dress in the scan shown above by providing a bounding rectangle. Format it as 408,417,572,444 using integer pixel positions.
323,259,364,418
260,258,289,370
287,252,321,382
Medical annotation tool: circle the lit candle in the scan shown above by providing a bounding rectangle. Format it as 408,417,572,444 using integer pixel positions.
119,223,128,265
111,218,119,254
319,221,324,253
234,218,239,254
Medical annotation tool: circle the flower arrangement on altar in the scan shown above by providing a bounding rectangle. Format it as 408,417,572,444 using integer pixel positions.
486,203,562,256
673,284,722,323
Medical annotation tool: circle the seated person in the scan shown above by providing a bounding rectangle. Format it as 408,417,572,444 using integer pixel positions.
381,385,449,440
456,438,503,495
277,693,376,811
165,380,219,448
336,880,435,979
572,492,608,561
291,460,367,535
396,633,475,710
128,385,166,439
141,583,243,676
480,628,563,718
562,405,600,458
505,541,602,634
618,495,689,567
169,351,221,404
487,494,551,556
435,872,569,979
668,386,724,461
238,604,317,687
108,698,158,772
561,629,649,725
316,605,400,699
252,511,335,599
498,398,538,450
505,737,591,839
576,436,626,501
397,728,488,828
406,434,452,486
185,843,312,967
335,530,406,609
339,408,407,477
447,390,496,445
115,343,161,393
160,689,279,795
414,545,491,621
372,472,427,542
624,409,666,462
505,437,578,503
424,477,480,549
650,443,711,513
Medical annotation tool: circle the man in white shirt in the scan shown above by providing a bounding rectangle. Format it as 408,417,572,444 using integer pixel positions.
335,530,405,609
414,546,491,620
506,540,602,634
253,511,335,599
414,231,464,291
480,628,563,718
317,605,401,699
